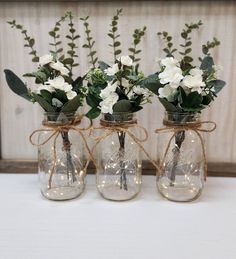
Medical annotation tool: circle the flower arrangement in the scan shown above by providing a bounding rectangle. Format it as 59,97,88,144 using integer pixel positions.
143,20,226,113
4,12,89,192
83,9,152,119
5,12,86,117
142,21,226,186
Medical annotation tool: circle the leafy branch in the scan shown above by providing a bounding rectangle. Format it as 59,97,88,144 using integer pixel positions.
202,37,220,56
157,31,177,57
65,11,80,77
179,20,203,67
7,20,39,63
81,16,97,68
108,9,122,62
48,13,69,58
129,26,146,63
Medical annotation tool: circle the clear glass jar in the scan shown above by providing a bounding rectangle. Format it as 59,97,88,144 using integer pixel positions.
157,112,205,202
38,112,86,201
96,112,142,201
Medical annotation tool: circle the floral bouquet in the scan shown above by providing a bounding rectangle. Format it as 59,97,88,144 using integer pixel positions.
4,12,89,199
143,21,226,186
82,10,152,195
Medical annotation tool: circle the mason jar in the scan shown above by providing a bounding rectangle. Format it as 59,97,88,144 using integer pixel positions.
38,112,87,201
156,112,205,202
95,112,142,201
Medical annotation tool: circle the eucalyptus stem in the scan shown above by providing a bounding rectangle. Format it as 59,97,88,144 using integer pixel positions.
108,9,122,62
117,131,128,191
7,20,39,62
128,26,146,63
81,16,97,68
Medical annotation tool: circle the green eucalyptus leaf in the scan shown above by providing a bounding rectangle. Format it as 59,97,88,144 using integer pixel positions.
32,93,56,112
113,99,132,112
86,107,101,119
40,90,52,103
86,94,100,108
209,80,226,94
200,56,214,72
98,61,110,72
61,95,82,112
140,74,161,95
158,98,179,112
4,69,31,101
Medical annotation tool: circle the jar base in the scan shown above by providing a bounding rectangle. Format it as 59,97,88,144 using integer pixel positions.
41,186,84,201
157,182,203,202
98,185,140,201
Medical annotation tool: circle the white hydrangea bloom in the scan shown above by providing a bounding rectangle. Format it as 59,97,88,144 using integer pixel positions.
158,84,177,102
159,66,183,88
104,63,119,76
189,68,203,76
182,68,205,90
100,82,118,99
121,78,130,88
66,91,77,100
161,57,180,68
45,76,73,92
120,55,133,66
133,85,151,97
50,61,69,76
39,54,53,66
36,84,54,94
99,92,119,114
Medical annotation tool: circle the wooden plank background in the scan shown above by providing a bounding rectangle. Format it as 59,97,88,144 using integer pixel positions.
0,1,235,170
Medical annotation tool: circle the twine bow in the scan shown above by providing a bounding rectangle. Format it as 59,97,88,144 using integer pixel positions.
29,114,95,189
90,119,160,171
155,120,217,180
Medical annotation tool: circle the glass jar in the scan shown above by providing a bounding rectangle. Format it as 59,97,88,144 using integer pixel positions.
96,112,142,201
38,112,86,201
157,112,205,202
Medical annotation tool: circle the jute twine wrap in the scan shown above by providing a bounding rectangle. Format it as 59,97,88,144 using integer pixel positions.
155,120,217,180
90,119,160,171
29,114,95,189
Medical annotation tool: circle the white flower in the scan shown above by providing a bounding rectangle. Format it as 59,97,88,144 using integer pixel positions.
104,63,119,76
120,55,133,66
133,86,150,97
159,66,183,88
100,82,118,99
99,92,119,114
66,91,77,100
191,87,203,94
39,54,53,66
45,76,72,92
50,61,69,76
161,57,179,68
121,78,131,90
52,98,63,107
158,84,177,102
182,68,205,89
36,84,54,94
189,68,203,76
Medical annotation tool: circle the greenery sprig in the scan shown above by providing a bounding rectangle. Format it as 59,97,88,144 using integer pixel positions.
179,20,203,69
66,11,80,76
108,9,122,62
202,37,220,56
48,13,68,58
81,16,98,69
157,31,177,58
129,26,146,63
7,20,39,63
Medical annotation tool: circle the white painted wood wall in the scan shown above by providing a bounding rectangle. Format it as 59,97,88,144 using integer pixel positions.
0,1,235,162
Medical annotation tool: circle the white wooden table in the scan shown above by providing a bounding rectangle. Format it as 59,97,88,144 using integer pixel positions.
0,174,235,259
